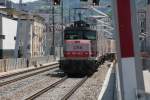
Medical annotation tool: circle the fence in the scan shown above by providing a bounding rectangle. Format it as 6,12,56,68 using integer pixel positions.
0,56,55,72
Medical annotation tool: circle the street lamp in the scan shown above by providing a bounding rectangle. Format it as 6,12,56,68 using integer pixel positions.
51,3,55,55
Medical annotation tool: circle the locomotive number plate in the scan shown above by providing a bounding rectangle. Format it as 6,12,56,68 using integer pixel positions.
73,45,82,50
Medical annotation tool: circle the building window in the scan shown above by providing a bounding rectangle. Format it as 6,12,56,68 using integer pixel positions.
14,37,16,40
148,0,150,4
0,3,5,6
0,35,5,39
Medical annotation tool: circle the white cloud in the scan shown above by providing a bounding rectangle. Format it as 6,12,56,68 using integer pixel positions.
10,0,38,3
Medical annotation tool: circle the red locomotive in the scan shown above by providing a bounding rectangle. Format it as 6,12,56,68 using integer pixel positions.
59,20,115,76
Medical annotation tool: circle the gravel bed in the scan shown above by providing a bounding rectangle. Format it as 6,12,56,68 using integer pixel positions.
68,61,111,100
35,78,82,100
0,68,61,100
0,61,111,100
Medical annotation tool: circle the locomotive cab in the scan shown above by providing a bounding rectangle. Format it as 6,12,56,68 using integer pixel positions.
60,20,98,76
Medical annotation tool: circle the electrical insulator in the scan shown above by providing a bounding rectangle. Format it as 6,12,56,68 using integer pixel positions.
93,0,99,5
53,0,60,5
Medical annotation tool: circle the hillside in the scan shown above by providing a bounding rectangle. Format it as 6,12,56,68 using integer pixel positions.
12,0,146,18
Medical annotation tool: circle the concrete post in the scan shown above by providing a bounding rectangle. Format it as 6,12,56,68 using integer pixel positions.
112,0,145,100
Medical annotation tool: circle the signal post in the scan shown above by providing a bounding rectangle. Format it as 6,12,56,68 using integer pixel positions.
112,0,145,100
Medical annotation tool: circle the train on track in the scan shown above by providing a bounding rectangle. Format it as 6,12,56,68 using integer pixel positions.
59,20,115,76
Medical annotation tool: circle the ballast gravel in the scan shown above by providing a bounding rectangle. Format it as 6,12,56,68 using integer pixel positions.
68,61,111,100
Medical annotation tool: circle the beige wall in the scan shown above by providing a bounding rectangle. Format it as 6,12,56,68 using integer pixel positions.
32,18,46,57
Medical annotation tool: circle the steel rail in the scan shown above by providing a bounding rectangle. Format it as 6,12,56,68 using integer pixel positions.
25,76,68,100
61,76,88,100
0,63,58,80
0,66,58,87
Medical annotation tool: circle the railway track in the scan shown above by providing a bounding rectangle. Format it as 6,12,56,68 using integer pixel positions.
25,76,88,100
0,64,58,87
0,61,113,100
25,76,68,100
61,76,88,100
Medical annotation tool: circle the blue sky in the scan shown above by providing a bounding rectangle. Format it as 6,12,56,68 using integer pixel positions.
10,0,38,3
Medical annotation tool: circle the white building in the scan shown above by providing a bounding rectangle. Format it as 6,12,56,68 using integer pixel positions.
0,9,46,59
0,15,17,58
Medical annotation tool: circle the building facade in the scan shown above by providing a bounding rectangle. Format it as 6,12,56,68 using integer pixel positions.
0,9,46,59
0,14,17,58
32,15,46,57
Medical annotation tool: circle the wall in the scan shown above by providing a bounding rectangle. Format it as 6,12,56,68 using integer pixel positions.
0,16,17,58
2,17,17,50
0,55,55,72
32,18,46,57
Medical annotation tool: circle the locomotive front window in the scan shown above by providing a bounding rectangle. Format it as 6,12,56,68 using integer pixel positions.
64,30,96,40
65,34,80,39
64,31,82,39
83,31,96,40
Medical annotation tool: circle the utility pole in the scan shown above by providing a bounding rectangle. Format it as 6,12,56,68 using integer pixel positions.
19,0,22,10
69,8,71,23
5,0,7,7
61,0,63,45
51,0,60,56
60,0,64,58
52,5,55,55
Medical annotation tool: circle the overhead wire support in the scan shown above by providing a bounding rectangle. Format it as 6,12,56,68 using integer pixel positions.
52,4,55,55
90,6,108,17
61,0,64,46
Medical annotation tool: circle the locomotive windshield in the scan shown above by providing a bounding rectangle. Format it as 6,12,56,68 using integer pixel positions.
64,30,96,40
83,31,96,40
